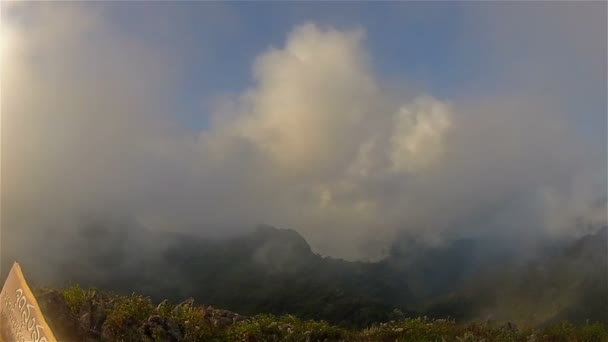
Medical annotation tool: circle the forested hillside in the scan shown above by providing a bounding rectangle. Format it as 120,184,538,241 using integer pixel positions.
20,224,607,328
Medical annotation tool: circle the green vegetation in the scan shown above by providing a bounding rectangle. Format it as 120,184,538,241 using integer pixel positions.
28,226,607,341
224,314,350,341
36,286,608,342
52,225,606,329
104,294,155,341
63,284,95,315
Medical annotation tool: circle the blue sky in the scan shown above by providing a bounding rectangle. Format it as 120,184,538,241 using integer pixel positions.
4,1,604,140
100,2,508,130
91,2,606,138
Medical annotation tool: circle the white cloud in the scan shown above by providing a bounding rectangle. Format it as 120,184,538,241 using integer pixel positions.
196,23,459,258
390,97,451,173
3,5,605,263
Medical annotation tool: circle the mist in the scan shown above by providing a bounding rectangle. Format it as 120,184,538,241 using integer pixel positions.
2,0,606,276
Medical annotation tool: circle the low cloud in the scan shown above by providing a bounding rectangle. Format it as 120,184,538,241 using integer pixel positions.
2,4,605,265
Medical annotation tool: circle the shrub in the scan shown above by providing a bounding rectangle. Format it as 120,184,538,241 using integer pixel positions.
62,284,95,315
104,294,154,341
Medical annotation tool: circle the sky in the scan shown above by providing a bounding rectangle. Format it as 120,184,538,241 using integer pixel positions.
2,2,607,262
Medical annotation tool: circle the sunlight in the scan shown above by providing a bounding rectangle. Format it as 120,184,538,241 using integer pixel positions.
0,19,13,71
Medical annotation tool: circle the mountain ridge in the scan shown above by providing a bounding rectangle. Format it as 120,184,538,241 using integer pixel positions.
8,223,607,328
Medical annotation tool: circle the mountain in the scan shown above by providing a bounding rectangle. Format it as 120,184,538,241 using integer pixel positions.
426,227,608,326
10,222,608,328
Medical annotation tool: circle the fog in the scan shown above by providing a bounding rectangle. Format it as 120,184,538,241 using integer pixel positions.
2,2,606,271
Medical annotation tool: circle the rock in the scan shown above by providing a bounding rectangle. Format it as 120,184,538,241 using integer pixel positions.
142,314,183,342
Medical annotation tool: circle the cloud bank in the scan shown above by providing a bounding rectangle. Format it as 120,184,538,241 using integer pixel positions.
2,3,606,263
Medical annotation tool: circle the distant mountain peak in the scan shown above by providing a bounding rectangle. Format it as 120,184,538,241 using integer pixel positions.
247,225,314,272
252,225,312,252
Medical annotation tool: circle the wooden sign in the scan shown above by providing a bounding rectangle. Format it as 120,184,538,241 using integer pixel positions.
0,262,57,342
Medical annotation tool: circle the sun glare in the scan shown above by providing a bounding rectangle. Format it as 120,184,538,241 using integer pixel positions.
1,22,12,63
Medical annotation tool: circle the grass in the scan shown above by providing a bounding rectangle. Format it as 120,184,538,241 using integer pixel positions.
36,286,608,342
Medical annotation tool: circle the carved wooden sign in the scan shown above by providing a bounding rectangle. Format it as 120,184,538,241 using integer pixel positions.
0,263,57,342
